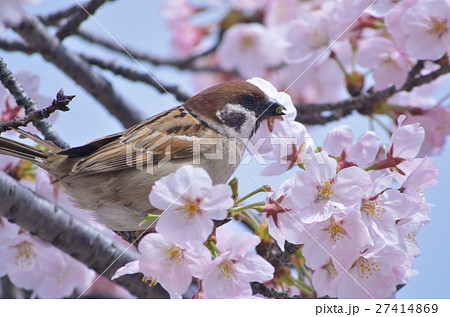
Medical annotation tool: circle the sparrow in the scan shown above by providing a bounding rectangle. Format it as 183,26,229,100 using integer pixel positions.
0,81,285,231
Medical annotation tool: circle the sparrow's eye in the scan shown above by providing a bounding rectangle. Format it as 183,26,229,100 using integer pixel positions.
242,95,255,107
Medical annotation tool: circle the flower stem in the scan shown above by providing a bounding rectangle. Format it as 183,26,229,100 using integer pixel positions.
205,239,220,257
299,262,313,286
239,210,261,232
332,54,348,76
235,186,271,205
293,279,314,297
230,202,265,214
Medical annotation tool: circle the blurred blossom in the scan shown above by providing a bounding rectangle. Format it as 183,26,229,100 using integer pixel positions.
285,10,334,64
357,36,414,89
229,0,268,11
161,0,197,28
0,0,41,33
400,0,450,60
0,70,54,136
385,0,420,51
0,218,95,298
217,23,286,77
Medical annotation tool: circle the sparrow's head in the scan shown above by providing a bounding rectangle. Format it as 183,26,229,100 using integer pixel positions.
185,81,285,137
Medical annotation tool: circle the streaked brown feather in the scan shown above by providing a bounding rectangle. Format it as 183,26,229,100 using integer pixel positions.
60,106,216,180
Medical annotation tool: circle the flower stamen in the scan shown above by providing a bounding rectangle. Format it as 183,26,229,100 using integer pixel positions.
317,179,335,201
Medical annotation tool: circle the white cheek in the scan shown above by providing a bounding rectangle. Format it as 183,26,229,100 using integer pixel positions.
216,103,257,138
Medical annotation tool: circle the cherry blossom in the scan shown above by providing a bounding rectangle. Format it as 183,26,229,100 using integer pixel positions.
0,223,95,298
357,36,413,89
113,233,211,298
359,173,412,251
0,0,41,33
385,0,420,51
300,210,370,271
403,106,450,156
333,245,410,298
397,212,430,258
229,0,268,11
323,125,381,169
160,0,197,28
150,165,233,246
400,157,439,205
217,23,286,77
291,153,371,223
312,260,339,298
400,0,450,60
262,179,305,250
202,233,274,298
285,10,334,64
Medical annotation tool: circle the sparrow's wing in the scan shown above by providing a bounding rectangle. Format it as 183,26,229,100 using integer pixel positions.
60,107,217,179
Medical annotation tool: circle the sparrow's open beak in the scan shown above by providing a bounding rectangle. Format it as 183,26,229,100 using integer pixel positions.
261,100,286,117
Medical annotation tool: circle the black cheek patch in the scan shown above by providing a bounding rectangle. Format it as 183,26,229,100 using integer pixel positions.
220,111,246,132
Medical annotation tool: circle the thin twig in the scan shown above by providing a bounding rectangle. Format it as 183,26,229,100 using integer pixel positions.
56,0,113,40
0,89,75,133
81,54,190,102
0,38,34,55
296,62,450,125
14,13,145,128
75,28,222,71
39,3,81,25
0,170,169,299
0,57,70,149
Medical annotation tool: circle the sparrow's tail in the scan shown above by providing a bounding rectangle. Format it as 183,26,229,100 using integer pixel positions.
0,137,49,165
0,129,61,166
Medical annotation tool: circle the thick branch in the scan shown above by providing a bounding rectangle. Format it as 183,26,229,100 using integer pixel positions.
56,0,113,40
296,62,450,125
0,89,74,133
0,57,69,149
0,170,168,299
81,54,190,102
251,282,303,299
14,13,145,128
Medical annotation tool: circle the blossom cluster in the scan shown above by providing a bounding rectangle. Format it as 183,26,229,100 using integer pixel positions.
113,165,275,299
112,78,438,298
162,0,450,155
249,79,438,298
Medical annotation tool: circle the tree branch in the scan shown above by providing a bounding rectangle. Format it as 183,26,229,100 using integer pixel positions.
251,282,303,299
0,170,169,299
0,89,74,133
75,28,222,71
81,54,190,102
296,62,450,125
14,13,145,128
0,57,70,149
56,0,113,40
38,3,81,26
0,38,34,55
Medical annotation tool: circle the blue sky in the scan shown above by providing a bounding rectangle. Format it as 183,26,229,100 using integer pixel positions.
2,0,448,298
